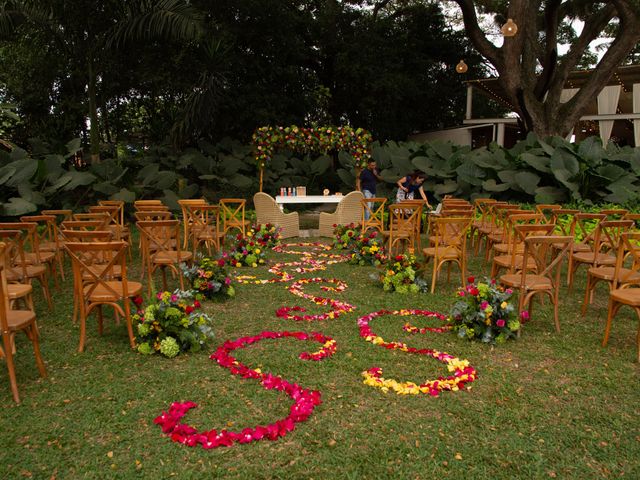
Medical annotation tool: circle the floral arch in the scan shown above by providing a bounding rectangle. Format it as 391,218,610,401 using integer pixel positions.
252,125,373,191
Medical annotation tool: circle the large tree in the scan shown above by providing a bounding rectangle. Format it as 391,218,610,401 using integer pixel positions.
452,0,640,137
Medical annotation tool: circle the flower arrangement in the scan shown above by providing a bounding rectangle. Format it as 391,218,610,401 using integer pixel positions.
381,253,421,294
332,223,359,250
224,223,281,267
252,125,373,169
134,290,215,357
181,257,235,300
349,231,386,266
449,276,523,344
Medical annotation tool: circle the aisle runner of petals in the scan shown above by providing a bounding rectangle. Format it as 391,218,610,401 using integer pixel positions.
155,243,477,449
236,243,349,284
154,331,335,449
358,310,477,396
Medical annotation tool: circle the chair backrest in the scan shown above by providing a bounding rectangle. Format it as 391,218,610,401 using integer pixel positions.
509,223,556,271
535,204,562,222
72,212,111,229
361,197,387,232
389,204,421,235
219,199,246,236
253,192,280,216
521,235,573,289
0,222,41,263
135,204,170,212
594,220,633,254
612,232,640,289
550,209,580,236
134,210,173,221
432,216,472,253
571,213,606,248
60,220,108,234
88,205,121,227
41,210,73,224
98,200,125,226
136,220,181,254
335,191,365,218
600,208,628,220
0,230,28,281
504,213,545,249
65,241,130,298
61,230,113,242
20,215,58,248
473,198,497,222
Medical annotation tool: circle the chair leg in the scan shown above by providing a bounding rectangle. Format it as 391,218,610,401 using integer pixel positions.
124,298,136,350
27,326,47,378
581,274,594,317
38,274,53,311
3,333,20,403
602,297,620,347
78,302,87,352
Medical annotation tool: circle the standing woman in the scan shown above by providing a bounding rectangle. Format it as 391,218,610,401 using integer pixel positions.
396,171,432,209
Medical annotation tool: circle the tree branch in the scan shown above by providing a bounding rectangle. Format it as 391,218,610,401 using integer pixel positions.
452,0,502,70
533,0,562,100
547,3,616,104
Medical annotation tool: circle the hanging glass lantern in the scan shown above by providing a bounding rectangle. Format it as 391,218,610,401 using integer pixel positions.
455,60,468,74
501,18,518,37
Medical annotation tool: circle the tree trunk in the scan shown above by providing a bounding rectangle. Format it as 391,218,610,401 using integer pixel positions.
88,61,100,163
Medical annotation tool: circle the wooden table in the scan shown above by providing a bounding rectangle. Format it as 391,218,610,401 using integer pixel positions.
275,195,343,211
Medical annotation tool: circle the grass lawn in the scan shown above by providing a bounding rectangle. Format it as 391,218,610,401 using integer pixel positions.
1,236,640,479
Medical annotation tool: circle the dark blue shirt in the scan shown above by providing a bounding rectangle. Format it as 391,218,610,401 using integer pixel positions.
360,168,377,194
402,177,422,194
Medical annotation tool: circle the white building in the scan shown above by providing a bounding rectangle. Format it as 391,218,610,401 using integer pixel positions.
410,65,640,148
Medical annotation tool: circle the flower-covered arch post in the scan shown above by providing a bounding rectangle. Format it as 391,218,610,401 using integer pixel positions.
252,125,373,192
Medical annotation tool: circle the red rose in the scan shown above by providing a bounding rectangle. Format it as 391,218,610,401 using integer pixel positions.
395,255,404,261
193,300,201,308
133,296,143,306
467,276,475,284
185,306,194,314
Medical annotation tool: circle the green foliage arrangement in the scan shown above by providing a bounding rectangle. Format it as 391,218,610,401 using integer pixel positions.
349,231,386,266
449,276,523,344
134,290,215,358
381,253,422,294
180,256,235,300
332,223,359,250
222,223,281,268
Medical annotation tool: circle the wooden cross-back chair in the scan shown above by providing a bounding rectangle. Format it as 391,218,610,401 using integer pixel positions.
178,199,207,248
361,197,387,234
567,213,609,290
384,204,422,256
490,213,545,278
187,204,220,256
65,241,141,352
137,220,192,295
134,200,164,208
493,223,556,278
484,206,531,262
61,230,116,325
0,230,34,311
500,235,573,335
218,198,249,241
422,216,472,293
476,202,513,258
395,199,425,251
581,220,638,317
98,200,125,226
0,223,52,310
20,215,63,284
470,198,497,253
602,232,640,361
0,242,47,404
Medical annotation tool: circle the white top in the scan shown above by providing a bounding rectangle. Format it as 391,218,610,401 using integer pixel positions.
275,195,344,205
